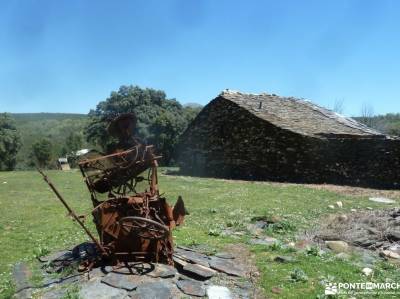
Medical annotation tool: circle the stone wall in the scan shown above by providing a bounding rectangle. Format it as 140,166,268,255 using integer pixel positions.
176,97,400,189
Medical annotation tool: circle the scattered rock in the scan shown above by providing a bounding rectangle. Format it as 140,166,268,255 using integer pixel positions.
207,285,232,299
325,241,349,253
146,264,177,278
271,287,282,294
183,263,216,279
387,230,400,241
176,279,206,297
362,267,373,276
369,197,395,204
209,257,246,277
174,248,210,267
246,223,264,236
381,250,400,259
248,236,277,246
366,207,373,210
351,209,357,212
131,281,173,299
337,214,348,222
328,205,335,209
12,262,32,299
336,201,343,208
80,278,129,299
274,256,295,263
101,272,138,291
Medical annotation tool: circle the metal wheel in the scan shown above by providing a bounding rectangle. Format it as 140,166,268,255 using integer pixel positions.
118,216,169,240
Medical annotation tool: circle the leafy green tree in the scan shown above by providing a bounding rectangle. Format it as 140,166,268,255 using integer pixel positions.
85,85,201,165
61,132,83,156
31,138,53,168
0,113,21,170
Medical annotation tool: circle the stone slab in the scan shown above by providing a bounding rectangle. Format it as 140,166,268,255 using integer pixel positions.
183,263,216,279
101,272,138,291
209,257,246,277
12,262,32,299
130,281,173,299
176,279,206,297
174,248,210,267
207,285,233,299
79,278,129,299
369,197,396,204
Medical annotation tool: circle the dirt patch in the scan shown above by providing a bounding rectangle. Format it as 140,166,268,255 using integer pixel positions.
313,208,400,254
301,184,400,199
169,174,400,199
221,243,267,299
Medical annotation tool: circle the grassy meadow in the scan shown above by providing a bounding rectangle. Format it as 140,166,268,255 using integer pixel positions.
0,169,400,298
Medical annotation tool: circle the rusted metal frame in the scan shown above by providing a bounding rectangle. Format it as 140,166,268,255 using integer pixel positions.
37,168,107,256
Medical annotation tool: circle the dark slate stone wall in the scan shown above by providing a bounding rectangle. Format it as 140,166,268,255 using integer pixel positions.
176,97,400,189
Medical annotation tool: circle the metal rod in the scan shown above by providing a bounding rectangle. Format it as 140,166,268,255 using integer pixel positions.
37,168,107,255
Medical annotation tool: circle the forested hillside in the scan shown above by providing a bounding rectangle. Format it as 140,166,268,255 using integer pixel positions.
355,113,400,136
11,113,90,169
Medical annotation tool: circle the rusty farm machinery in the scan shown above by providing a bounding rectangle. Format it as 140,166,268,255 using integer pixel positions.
38,113,186,269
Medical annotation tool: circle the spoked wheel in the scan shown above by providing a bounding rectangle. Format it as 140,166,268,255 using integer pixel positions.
118,216,169,240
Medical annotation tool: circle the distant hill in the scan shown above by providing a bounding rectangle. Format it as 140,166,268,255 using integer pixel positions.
10,113,90,169
354,113,400,137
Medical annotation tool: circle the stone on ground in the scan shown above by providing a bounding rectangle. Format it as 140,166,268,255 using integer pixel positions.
79,278,129,299
130,281,173,299
209,257,246,277
369,197,395,204
325,241,349,253
101,272,138,291
207,285,232,299
183,263,216,279
176,279,206,297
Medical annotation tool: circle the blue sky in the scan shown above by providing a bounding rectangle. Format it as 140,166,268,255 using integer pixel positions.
0,0,399,116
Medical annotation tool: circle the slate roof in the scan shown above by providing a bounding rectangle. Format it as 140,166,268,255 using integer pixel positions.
219,90,386,138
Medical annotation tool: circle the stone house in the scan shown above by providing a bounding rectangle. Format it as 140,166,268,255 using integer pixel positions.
176,90,400,188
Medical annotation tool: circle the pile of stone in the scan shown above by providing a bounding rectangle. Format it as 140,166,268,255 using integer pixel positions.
315,208,400,259
13,244,260,299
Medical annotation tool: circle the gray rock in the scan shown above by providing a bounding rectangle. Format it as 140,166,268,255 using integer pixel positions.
88,267,108,279
353,237,377,248
274,256,295,263
176,279,206,297
131,281,173,299
325,241,349,253
39,250,72,263
209,257,246,277
80,279,129,299
174,248,210,267
207,285,232,299
183,263,216,279
369,197,395,204
146,264,177,278
248,236,277,246
101,272,138,291
12,262,32,299
387,231,400,241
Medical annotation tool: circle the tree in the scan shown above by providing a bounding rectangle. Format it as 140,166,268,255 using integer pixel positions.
332,99,345,114
61,132,83,156
0,113,21,170
31,138,53,168
360,103,375,128
85,85,201,165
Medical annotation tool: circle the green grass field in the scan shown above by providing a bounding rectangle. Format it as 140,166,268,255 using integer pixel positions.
0,170,399,298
